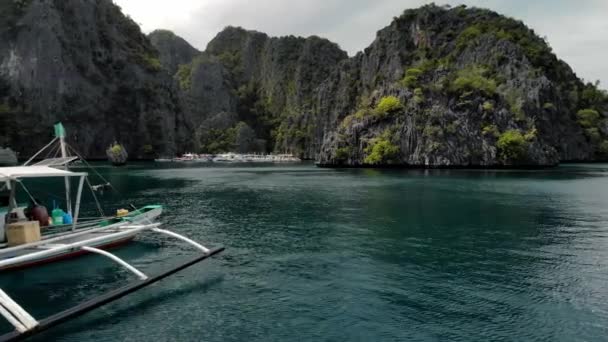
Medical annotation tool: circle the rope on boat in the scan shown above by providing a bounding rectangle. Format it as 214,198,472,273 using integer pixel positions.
66,144,112,186
65,144,112,217
50,143,61,159
16,181,38,206
15,179,66,204
85,177,105,217
66,143,145,220
22,137,58,166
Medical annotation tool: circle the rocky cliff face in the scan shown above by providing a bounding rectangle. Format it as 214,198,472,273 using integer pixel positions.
0,0,183,159
155,26,348,156
3,2,606,166
315,5,607,167
152,6,606,166
148,29,200,76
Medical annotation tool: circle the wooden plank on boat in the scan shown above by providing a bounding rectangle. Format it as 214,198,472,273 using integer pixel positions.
0,247,224,342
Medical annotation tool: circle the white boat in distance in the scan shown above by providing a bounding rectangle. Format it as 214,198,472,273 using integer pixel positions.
212,153,241,162
156,153,212,163
0,123,223,341
156,153,301,163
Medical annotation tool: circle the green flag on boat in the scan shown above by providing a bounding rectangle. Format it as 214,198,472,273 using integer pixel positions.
54,122,65,138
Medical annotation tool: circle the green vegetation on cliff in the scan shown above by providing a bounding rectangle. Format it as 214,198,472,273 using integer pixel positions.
450,66,497,97
176,63,193,90
198,121,261,154
497,130,528,162
199,126,238,154
452,14,557,74
139,53,162,72
335,146,352,161
375,96,403,117
401,68,424,88
576,109,601,128
364,130,400,165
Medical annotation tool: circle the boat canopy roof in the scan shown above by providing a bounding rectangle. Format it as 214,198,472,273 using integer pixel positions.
0,166,86,181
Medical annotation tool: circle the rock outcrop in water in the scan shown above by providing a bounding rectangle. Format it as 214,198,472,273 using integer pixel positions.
106,142,128,166
2,2,607,167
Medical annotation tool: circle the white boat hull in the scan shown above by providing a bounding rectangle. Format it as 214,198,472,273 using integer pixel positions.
0,206,162,271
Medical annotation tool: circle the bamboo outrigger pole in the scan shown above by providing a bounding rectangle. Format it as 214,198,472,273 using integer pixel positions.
0,247,224,342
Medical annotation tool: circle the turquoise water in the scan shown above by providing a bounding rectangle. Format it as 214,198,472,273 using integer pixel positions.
1,163,608,341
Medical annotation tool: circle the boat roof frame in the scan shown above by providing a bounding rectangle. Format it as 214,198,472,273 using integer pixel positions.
1,165,88,232
32,157,80,167
0,166,87,183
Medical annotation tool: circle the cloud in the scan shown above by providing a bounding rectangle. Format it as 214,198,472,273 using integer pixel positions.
113,0,608,87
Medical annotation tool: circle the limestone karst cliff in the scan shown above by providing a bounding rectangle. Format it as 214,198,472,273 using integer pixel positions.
315,5,606,166
0,0,183,159
2,1,606,167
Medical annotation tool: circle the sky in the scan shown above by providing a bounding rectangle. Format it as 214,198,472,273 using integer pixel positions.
113,0,608,87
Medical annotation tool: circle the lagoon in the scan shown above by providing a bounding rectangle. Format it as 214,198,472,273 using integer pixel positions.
1,163,608,341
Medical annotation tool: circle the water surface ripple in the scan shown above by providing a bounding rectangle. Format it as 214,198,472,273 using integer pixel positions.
1,163,608,341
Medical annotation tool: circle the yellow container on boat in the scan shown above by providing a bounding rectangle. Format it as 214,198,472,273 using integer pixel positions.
116,209,129,217
6,221,41,246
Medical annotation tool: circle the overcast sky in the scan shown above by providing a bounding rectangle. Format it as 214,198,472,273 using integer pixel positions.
113,0,608,88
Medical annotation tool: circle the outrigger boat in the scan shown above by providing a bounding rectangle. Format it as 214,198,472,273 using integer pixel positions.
0,124,224,341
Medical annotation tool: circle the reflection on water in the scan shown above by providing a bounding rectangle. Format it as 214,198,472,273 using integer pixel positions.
1,162,608,341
